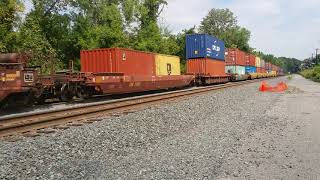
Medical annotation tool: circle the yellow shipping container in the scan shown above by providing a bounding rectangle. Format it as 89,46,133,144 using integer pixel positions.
255,57,261,67
155,54,181,76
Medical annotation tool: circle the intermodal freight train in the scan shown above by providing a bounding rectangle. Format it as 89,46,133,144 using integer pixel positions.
0,34,283,108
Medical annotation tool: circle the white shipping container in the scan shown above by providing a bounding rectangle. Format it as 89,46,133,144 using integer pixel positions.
225,65,246,75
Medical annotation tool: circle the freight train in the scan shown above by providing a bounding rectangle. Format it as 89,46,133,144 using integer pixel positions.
0,34,283,108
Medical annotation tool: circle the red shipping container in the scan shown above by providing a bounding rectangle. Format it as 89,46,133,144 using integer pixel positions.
249,54,256,67
225,48,246,66
245,53,255,66
186,58,226,76
80,48,155,76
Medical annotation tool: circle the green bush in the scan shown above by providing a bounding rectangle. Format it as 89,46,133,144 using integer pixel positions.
301,65,320,82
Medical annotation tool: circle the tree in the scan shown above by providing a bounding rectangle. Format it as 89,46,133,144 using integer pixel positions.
18,14,59,73
223,26,251,52
0,0,24,52
199,8,237,37
134,0,168,52
199,8,251,52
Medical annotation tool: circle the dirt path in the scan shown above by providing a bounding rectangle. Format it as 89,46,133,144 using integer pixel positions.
221,75,320,179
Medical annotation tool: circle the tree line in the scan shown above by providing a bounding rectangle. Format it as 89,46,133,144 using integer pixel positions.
0,0,300,73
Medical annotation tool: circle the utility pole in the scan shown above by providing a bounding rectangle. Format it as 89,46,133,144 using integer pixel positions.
316,48,320,64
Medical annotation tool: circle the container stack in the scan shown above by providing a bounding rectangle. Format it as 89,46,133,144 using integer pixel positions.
244,53,257,74
225,48,246,75
185,34,226,76
256,56,262,73
265,62,272,73
260,59,266,73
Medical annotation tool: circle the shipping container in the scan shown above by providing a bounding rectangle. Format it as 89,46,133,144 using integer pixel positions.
255,57,261,67
257,67,267,73
265,62,271,71
225,48,246,66
186,58,226,76
225,65,246,75
245,54,256,67
245,66,257,73
155,54,181,76
260,59,265,68
81,48,155,76
186,34,225,61
249,54,256,67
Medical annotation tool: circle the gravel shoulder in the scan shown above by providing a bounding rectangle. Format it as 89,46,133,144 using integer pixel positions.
1,76,319,179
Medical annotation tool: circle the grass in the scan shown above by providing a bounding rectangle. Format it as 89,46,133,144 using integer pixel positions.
300,65,320,82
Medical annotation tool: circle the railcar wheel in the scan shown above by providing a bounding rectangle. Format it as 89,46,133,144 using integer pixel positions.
76,87,90,99
59,91,73,102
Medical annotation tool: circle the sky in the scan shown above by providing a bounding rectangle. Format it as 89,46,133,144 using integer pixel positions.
161,0,320,60
23,0,320,60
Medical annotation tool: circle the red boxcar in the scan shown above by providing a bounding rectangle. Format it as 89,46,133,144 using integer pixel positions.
81,48,155,76
225,48,246,66
186,58,226,76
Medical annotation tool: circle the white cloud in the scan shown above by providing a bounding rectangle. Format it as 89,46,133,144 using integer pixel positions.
162,0,320,59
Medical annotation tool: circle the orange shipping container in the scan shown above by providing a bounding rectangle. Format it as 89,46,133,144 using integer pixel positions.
186,58,226,76
225,48,246,66
81,48,155,76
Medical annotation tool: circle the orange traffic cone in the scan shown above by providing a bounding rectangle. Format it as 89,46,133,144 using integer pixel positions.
259,81,288,92
259,81,270,92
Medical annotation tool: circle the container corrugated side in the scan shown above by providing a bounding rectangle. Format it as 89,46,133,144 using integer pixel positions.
186,58,226,76
80,48,155,76
225,65,246,75
186,34,225,61
155,54,181,76
225,48,246,66
249,54,256,67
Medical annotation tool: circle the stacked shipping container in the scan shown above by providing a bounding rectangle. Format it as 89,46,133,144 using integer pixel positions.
245,53,257,74
185,34,227,76
225,48,246,75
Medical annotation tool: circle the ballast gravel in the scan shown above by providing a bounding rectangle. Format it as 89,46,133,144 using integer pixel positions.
0,77,315,179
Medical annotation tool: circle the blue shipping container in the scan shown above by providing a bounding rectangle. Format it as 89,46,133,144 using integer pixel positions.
245,66,257,73
186,34,225,61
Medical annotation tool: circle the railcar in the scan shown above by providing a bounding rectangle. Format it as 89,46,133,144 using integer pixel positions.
0,53,38,107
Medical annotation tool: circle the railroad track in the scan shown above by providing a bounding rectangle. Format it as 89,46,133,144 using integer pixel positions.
0,79,271,139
